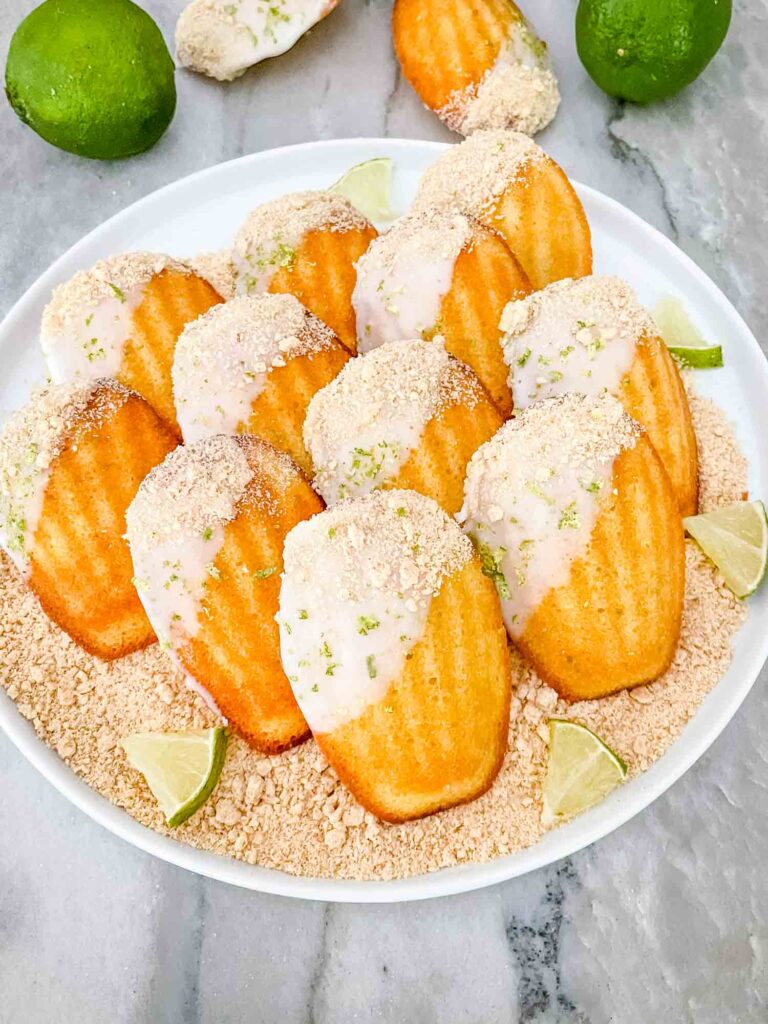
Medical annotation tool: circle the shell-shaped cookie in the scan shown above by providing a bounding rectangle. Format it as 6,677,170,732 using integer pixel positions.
126,435,321,752
414,130,592,290
499,275,698,514
172,293,350,474
279,489,512,822
393,0,559,137
460,392,685,699
233,191,377,353
304,339,502,515
0,379,178,659
353,209,530,416
41,252,222,434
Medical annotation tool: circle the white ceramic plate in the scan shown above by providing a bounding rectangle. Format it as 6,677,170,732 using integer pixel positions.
1,139,767,903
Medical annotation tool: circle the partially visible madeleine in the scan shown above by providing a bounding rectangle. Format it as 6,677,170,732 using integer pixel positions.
0,379,178,659
460,392,685,699
279,489,512,822
126,435,320,753
232,191,377,353
304,339,502,515
41,252,222,434
414,130,592,289
393,0,559,137
173,293,349,473
353,209,530,416
177,0,341,82
500,275,698,514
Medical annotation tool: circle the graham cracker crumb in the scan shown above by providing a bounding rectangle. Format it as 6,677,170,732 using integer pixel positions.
188,250,236,299
0,376,752,881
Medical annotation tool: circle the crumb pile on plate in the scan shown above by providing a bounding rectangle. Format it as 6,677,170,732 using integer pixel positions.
0,383,747,880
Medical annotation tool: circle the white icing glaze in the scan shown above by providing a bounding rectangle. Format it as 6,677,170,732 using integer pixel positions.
459,393,640,636
279,489,472,734
353,213,471,351
177,0,336,82
42,285,144,383
130,529,226,648
500,276,652,408
0,457,50,576
172,293,331,444
303,339,458,504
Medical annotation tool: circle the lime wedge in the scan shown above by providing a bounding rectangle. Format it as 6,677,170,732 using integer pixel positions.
330,157,395,222
121,727,227,828
542,719,627,827
684,500,768,598
653,295,723,369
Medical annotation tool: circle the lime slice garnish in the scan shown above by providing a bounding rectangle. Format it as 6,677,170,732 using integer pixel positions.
542,719,627,827
684,500,768,598
329,157,395,222
653,295,723,369
121,727,228,828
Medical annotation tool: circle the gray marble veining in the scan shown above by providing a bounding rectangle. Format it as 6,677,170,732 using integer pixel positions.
1,1,767,1021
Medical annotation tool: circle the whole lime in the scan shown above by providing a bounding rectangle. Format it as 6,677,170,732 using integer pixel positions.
5,0,176,159
576,0,732,103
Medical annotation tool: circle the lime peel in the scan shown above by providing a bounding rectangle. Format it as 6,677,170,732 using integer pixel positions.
542,718,627,827
684,500,768,598
121,727,228,828
330,158,395,223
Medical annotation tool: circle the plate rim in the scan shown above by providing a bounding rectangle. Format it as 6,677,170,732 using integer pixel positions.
1,136,767,903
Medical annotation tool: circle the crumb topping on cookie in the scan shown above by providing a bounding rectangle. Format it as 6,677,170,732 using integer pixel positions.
173,293,337,442
304,339,482,503
0,379,131,573
439,21,560,137
500,275,656,407
233,191,370,296
414,129,545,217
353,210,474,349
460,392,640,634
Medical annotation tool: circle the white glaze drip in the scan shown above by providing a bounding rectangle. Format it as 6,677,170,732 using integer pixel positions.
42,285,144,383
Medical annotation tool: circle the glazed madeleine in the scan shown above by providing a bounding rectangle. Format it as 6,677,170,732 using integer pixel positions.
126,435,321,753
41,252,222,434
177,0,341,81
172,293,350,474
304,339,502,515
393,0,559,137
460,392,685,700
0,379,178,659
353,208,530,416
279,489,512,822
232,190,377,353
500,275,698,514
414,129,592,290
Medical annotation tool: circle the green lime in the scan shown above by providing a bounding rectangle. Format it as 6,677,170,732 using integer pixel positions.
684,500,768,598
121,727,228,828
330,158,395,223
542,719,627,826
653,296,724,369
5,0,176,160
576,0,732,103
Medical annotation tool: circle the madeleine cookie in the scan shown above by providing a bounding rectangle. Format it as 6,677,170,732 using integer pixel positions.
278,489,511,822
126,435,321,752
177,0,341,81
304,339,502,515
414,130,592,289
500,275,698,514
353,209,530,416
0,380,178,660
460,392,685,700
172,293,349,473
41,253,222,435
393,0,559,137
233,191,377,353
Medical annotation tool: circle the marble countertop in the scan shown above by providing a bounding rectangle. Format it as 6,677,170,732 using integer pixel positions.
1,1,767,1020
